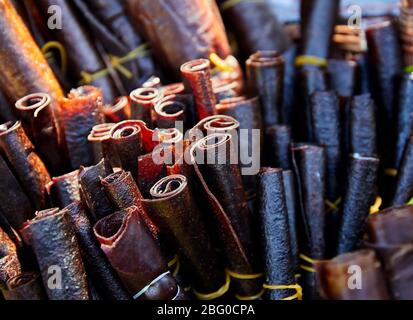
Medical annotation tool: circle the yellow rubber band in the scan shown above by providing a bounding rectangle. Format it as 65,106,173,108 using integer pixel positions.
193,274,231,300
408,197,413,205
235,289,265,301
167,255,181,278
263,284,303,300
79,43,149,85
42,41,67,75
295,55,328,68
220,0,265,11
405,65,413,73
226,269,264,280
209,53,235,73
325,197,342,212
370,196,382,215
384,168,398,177
299,254,317,273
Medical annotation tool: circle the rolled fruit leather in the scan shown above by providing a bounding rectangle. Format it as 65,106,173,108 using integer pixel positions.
23,208,89,300
3,272,47,300
47,170,81,209
367,205,413,299
130,87,163,127
0,0,64,116
88,123,119,170
24,0,118,102
391,135,413,206
127,0,231,79
94,206,187,300
264,125,292,170
315,249,390,300
0,121,51,210
103,96,130,124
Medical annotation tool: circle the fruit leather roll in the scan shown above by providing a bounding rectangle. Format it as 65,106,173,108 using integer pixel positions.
47,170,81,209
79,159,115,222
366,20,402,165
218,0,290,60
265,125,292,170
309,91,342,201
257,168,297,300
315,249,390,300
282,170,300,272
15,92,66,174
190,133,261,298
72,0,155,92
0,90,16,123
3,272,47,300
0,154,32,229
291,144,326,299
143,174,226,295
392,136,413,205
181,59,217,120
88,123,118,170
191,115,240,141
127,0,231,78
153,95,187,129
337,155,380,254
110,121,145,182
0,121,51,210
101,170,158,237
65,201,129,300
94,206,186,300
366,205,413,299
193,133,255,261
130,87,163,127
347,94,377,157
24,0,118,102
394,74,413,168
0,0,64,109
103,97,130,124
246,51,284,127
327,59,357,102
60,86,105,169
25,209,89,300
0,254,21,291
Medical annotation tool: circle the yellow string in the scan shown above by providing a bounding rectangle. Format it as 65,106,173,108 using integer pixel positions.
408,197,413,205
370,197,382,215
220,0,265,11
167,255,181,278
295,55,328,68
225,269,264,280
79,43,149,85
193,274,231,300
325,197,342,212
299,254,317,273
384,168,398,177
405,65,413,73
235,289,265,301
41,41,67,75
263,284,303,300
209,53,235,73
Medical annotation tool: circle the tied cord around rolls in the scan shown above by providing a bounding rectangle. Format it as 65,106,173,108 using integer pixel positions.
295,55,328,68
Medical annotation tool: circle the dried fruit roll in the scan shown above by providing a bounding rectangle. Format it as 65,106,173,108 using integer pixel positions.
130,87,162,127
103,97,131,124
3,273,47,300
88,123,118,169
392,136,413,205
47,170,81,209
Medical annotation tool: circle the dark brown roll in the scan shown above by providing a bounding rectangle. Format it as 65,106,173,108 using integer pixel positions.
265,125,292,170
0,154,32,229
0,254,21,291
395,74,413,168
15,92,67,174
327,59,357,101
246,51,284,127
3,272,47,300
218,0,290,60
181,59,217,120
143,174,226,294
109,121,144,182
26,209,89,300
60,86,105,169
392,136,413,205
153,95,186,129
0,90,15,123
47,170,81,209
0,0,64,110
79,159,114,222
127,0,231,78
103,97,131,124
65,201,129,300
94,206,185,300
24,0,118,102
130,87,162,126
315,249,390,300
191,114,240,140
282,170,300,272
0,121,51,210
309,91,342,201
347,94,377,157
88,123,118,169
337,154,380,254
257,168,296,300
